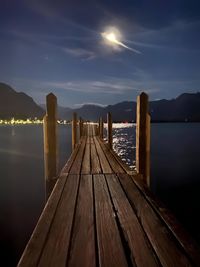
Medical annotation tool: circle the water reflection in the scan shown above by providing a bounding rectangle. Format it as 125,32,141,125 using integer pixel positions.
105,123,136,170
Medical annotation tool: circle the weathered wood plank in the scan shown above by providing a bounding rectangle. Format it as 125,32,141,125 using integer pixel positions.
61,137,85,174
98,137,125,174
70,137,87,174
93,136,112,173
105,143,136,174
17,174,68,267
81,137,91,174
93,174,128,267
106,174,159,267
67,175,96,267
131,173,200,267
118,173,193,267
91,138,101,174
38,174,80,267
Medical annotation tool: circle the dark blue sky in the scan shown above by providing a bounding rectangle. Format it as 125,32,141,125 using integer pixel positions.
0,0,200,107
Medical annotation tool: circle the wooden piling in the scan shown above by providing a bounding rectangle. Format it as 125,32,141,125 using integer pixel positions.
43,93,58,200
136,92,151,186
79,117,83,138
99,117,104,139
72,112,77,151
107,112,112,149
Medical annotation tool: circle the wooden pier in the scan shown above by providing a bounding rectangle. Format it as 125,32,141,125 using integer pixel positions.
17,93,200,267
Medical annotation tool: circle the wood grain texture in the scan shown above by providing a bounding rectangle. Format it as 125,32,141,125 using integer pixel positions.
61,137,86,174
106,174,159,267
118,173,193,267
131,173,200,267
93,136,112,173
91,139,101,174
70,136,87,174
98,137,125,174
67,175,96,267
94,174,128,267
136,92,150,185
38,174,80,267
81,137,91,174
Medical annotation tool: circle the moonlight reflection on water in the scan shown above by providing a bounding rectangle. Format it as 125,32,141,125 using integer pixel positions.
104,123,136,170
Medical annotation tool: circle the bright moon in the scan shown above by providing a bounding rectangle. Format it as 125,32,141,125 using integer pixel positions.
104,32,118,43
101,27,141,54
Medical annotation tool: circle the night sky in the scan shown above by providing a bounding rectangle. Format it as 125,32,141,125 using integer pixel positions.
0,0,200,107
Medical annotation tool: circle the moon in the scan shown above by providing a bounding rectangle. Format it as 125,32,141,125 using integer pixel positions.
101,27,141,54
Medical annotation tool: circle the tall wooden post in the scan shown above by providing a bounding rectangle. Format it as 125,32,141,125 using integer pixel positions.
107,112,112,149
43,93,58,200
99,117,104,139
136,92,151,186
79,117,83,138
72,112,77,151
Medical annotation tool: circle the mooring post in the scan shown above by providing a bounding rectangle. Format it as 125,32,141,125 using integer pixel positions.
98,118,100,136
99,117,104,139
136,92,151,186
107,112,112,149
72,112,77,151
79,117,83,138
43,93,58,200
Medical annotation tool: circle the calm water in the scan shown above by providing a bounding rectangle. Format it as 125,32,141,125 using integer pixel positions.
0,123,200,266
0,125,72,266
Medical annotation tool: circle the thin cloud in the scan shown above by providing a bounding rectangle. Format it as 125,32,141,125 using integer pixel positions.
74,102,107,108
63,47,96,60
40,78,161,95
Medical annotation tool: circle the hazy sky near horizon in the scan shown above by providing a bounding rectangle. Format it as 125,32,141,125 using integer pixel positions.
0,0,200,107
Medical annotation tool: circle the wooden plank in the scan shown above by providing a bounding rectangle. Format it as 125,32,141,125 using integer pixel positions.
105,143,136,175
106,174,159,267
17,174,68,267
91,137,101,174
81,137,91,174
61,138,84,174
70,136,87,174
93,174,128,267
67,175,96,267
118,173,193,267
93,136,112,174
98,137,125,174
131,173,200,267
38,174,80,267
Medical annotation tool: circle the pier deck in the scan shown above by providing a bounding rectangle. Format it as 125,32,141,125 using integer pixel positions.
18,124,200,267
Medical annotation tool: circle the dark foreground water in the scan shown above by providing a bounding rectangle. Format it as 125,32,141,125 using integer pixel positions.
0,123,200,266
0,125,72,266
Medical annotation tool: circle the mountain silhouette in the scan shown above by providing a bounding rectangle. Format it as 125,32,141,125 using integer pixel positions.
59,93,200,122
1,82,200,122
0,83,45,119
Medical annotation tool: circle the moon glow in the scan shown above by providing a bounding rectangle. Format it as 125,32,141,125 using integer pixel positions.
101,27,141,54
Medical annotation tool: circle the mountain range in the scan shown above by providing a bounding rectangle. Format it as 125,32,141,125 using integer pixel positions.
1,82,200,122
0,83,44,119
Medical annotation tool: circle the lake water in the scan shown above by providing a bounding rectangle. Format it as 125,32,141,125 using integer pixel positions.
0,123,200,266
